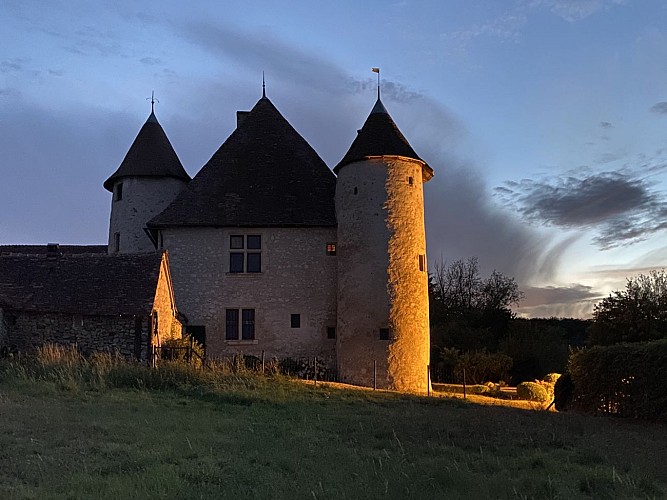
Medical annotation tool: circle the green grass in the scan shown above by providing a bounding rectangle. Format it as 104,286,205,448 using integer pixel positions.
0,350,666,499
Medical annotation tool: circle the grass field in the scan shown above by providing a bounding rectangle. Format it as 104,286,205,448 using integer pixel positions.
1,352,666,499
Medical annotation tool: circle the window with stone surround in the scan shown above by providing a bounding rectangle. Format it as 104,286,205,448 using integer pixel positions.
229,235,261,273
226,308,255,340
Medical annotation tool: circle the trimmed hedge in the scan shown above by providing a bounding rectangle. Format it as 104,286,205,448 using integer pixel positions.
566,339,667,421
516,381,549,402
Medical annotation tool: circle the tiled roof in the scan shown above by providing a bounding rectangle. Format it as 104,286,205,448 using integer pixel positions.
103,111,190,191
0,245,107,256
149,97,336,228
0,252,165,316
334,98,434,180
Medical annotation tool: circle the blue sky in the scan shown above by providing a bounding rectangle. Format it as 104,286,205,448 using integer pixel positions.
1,0,666,318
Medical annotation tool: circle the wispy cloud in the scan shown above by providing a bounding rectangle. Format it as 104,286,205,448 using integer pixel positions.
497,168,667,249
527,0,626,22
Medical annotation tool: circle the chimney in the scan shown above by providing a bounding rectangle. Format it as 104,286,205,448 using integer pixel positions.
46,243,61,258
236,111,250,128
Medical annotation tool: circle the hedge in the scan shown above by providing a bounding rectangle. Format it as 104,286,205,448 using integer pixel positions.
565,339,667,421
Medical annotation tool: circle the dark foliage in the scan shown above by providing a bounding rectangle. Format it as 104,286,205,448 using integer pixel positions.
588,270,667,345
567,340,667,421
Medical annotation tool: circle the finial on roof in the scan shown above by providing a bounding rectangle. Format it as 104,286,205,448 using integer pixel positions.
262,71,266,98
146,91,159,114
372,67,380,100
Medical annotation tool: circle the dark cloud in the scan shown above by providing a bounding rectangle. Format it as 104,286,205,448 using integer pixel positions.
650,102,667,114
520,284,600,308
1,58,26,73
497,170,667,249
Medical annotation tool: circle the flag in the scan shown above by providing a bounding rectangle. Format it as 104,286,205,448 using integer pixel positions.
371,67,380,73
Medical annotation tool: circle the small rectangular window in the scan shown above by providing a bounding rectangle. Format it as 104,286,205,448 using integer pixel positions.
230,252,244,273
246,253,261,273
408,176,414,186
115,182,123,201
246,235,262,249
418,254,426,272
326,243,337,256
327,327,336,339
72,315,83,328
379,328,390,340
230,235,244,249
290,314,300,328
226,309,239,340
241,309,255,340
113,232,120,253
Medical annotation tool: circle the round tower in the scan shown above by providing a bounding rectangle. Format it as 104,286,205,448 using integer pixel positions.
334,98,434,393
104,108,190,254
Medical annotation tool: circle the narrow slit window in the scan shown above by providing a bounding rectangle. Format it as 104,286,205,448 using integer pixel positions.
327,327,336,339
290,314,300,328
418,254,426,272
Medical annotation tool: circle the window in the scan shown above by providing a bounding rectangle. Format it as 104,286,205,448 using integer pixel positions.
113,232,120,253
72,315,83,328
226,308,255,340
327,327,336,339
354,187,358,195
290,314,300,328
418,254,426,272
229,235,262,273
115,182,123,201
379,328,390,340
225,309,239,340
408,176,414,186
326,243,337,256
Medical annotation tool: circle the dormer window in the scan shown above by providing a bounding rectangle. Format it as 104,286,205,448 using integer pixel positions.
114,182,123,201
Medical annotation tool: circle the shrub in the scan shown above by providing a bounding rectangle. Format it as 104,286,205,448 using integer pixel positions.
554,372,574,411
567,339,667,421
516,381,549,402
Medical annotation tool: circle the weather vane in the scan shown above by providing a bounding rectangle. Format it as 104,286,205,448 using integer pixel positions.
146,91,159,112
262,71,266,98
372,67,380,99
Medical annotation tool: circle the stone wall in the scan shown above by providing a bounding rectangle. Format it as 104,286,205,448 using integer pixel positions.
3,310,152,361
161,226,338,365
108,177,187,254
151,254,182,347
335,158,430,392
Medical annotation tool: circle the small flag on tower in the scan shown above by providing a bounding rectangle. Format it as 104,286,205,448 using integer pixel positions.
372,68,380,98
371,67,380,73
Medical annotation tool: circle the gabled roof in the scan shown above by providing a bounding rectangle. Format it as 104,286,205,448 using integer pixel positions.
0,252,167,316
149,96,336,228
334,98,434,180
103,111,190,191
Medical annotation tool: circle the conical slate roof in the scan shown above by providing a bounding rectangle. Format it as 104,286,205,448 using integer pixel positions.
103,111,190,191
149,96,336,228
334,99,434,180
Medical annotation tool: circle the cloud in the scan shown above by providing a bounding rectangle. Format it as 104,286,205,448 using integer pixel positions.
599,121,613,129
520,283,600,308
140,57,162,66
497,170,667,249
1,58,27,73
650,102,667,114
528,0,626,22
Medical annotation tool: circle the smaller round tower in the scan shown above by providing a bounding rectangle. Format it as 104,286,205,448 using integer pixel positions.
104,106,190,254
335,98,435,393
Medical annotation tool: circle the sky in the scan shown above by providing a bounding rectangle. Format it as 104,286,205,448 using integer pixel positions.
1,0,666,318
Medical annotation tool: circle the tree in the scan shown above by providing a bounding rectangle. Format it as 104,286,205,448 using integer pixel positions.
588,269,667,345
430,257,523,352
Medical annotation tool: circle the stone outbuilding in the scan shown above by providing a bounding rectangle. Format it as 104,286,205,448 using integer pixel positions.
0,246,181,361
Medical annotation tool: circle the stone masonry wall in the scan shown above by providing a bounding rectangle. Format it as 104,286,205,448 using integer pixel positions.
162,227,337,365
335,158,430,392
151,254,182,347
3,311,152,361
385,158,430,393
108,177,187,254
336,160,392,387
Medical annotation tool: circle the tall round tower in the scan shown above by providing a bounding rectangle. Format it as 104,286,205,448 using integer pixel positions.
334,98,434,393
104,108,190,254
